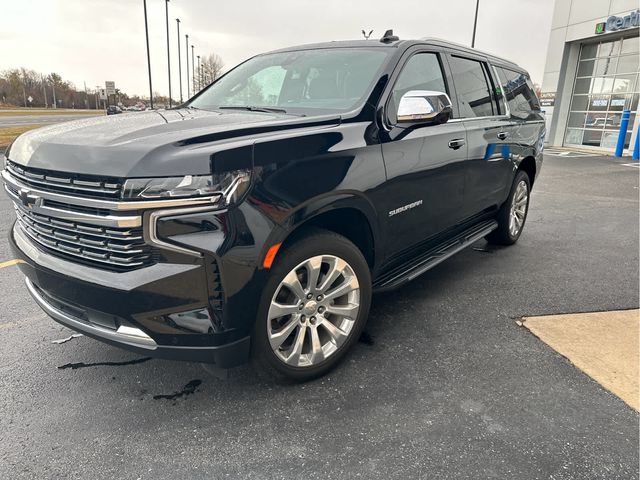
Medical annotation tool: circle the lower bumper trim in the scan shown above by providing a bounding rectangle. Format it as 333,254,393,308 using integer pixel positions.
25,277,158,350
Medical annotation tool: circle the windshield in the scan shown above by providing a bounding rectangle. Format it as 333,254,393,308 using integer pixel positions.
188,47,391,115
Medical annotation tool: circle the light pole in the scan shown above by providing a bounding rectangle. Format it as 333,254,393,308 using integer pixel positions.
165,0,172,108
176,18,183,103
471,0,479,48
185,34,190,98
191,44,195,95
143,0,154,108
197,55,201,91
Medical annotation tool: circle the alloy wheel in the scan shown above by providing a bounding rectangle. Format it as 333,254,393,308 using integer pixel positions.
267,255,360,367
509,180,529,237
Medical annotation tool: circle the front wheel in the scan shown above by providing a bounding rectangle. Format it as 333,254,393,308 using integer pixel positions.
486,170,531,245
252,230,372,381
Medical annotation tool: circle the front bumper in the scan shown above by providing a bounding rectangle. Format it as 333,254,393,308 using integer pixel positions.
10,223,251,367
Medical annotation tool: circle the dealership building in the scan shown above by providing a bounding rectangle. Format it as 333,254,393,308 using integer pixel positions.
542,0,639,154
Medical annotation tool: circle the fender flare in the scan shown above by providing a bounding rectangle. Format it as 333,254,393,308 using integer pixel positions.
260,190,382,270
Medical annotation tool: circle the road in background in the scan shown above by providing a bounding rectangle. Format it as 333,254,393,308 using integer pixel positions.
0,114,101,127
0,154,638,479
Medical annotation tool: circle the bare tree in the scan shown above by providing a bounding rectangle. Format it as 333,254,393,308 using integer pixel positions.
198,53,224,88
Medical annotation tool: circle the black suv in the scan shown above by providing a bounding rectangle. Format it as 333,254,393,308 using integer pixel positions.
2,35,544,380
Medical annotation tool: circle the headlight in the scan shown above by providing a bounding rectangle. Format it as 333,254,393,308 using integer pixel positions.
122,170,251,204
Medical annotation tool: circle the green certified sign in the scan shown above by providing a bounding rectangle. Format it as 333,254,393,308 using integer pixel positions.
595,10,639,34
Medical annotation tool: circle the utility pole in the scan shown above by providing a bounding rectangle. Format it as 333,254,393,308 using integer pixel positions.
165,0,172,108
42,75,48,108
143,0,154,109
95,85,100,109
176,18,183,103
191,44,195,95
471,0,479,48
185,34,190,98
197,55,201,91
51,79,57,109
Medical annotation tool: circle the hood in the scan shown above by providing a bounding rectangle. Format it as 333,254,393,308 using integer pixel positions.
7,108,340,178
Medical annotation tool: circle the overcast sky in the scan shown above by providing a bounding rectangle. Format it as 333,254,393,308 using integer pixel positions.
2,0,555,97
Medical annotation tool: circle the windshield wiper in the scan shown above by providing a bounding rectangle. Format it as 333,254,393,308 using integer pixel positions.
218,105,289,114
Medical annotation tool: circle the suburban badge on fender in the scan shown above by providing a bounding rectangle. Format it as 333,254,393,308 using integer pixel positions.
389,200,423,217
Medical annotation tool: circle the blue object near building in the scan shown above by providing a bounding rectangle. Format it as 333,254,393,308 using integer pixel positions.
615,109,630,158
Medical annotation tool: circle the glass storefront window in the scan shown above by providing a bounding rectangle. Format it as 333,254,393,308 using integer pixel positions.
621,36,640,55
588,95,609,111
571,95,589,110
565,36,639,150
581,43,598,59
617,55,639,74
597,40,621,57
582,129,604,146
595,57,617,76
577,60,595,77
565,128,584,145
568,112,588,128
591,77,614,93
613,75,635,93
574,77,592,94
609,94,630,111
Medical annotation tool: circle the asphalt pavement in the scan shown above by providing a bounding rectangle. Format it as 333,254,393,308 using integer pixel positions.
0,153,638,479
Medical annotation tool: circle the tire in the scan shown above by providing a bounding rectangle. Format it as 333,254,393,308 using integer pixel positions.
486,170,531,246
252,229,372,382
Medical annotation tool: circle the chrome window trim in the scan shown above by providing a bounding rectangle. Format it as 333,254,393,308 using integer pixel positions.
2,169,222,211
148,205,220,257
448,115,511,123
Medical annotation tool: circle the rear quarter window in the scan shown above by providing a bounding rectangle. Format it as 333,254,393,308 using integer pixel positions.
495,67,540,120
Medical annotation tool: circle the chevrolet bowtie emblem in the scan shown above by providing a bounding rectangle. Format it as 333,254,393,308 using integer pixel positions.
18,188,41,209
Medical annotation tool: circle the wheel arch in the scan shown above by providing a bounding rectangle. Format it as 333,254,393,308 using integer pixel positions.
264,192,381,273
518,155,537,186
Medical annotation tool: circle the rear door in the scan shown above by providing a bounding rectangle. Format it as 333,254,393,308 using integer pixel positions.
446,54,514,219
378,48,468,257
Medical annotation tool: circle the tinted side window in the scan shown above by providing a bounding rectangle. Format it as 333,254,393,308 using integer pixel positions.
448,56,496,118
388,53,448,124
496,67,540,119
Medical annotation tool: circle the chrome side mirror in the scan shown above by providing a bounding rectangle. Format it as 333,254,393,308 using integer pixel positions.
396,90,453,125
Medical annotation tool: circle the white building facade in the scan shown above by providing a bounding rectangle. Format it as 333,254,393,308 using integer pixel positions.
542,0,639,154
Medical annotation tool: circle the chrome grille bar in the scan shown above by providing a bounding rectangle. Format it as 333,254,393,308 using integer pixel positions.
2,169,220,211
3,162,224,271
6,161,121,198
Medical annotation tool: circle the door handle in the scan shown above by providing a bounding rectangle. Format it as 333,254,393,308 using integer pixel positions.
448,138,465,150
497,132,509,140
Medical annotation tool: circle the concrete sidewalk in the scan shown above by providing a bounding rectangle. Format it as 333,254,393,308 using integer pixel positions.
522,309,639,411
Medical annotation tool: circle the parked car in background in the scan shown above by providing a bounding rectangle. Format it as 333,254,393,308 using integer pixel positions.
106,105,122,115
2,32,544,381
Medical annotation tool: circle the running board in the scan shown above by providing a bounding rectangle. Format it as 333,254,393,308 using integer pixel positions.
373,219,498,293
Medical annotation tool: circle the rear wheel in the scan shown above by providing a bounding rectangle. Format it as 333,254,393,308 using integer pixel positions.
253,230,371,381
487,170,531,245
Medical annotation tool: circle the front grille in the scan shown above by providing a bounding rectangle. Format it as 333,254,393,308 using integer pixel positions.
6,161,122,199
14,203,153,269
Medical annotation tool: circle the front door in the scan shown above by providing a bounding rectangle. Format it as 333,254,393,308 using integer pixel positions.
379,50,467,257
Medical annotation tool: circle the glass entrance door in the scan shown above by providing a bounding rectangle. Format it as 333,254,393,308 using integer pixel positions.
565,35,639,150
